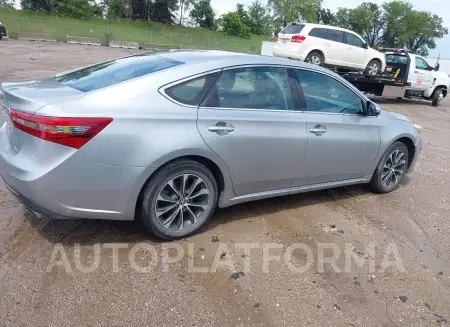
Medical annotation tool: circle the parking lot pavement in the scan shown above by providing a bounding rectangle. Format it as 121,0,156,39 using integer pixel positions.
1,40,450,327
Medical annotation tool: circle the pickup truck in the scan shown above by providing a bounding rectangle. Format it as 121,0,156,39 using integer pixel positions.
339,49,449,106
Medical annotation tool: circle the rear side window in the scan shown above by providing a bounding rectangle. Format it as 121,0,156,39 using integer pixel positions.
309,28,344,43
56,54,183,92
281,23,305,34
165,72,219,106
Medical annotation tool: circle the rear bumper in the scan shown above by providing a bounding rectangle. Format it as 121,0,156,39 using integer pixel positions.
273,44,305,61
2,176,72,219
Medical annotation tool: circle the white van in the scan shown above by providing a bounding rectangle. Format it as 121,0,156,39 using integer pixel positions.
273,23,386,75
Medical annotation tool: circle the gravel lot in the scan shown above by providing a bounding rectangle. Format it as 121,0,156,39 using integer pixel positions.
0,40,449,327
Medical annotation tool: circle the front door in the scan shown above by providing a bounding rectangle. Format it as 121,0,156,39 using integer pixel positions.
410,57,432,90
197,66,308,196
344,32,366,70
290,68,381,186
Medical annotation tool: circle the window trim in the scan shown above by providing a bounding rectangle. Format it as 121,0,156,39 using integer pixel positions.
289,67,368,116
159,69,222,108
199,64,304,113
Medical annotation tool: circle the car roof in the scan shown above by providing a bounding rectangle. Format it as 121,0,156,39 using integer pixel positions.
287,22,360,35
153,49,331,72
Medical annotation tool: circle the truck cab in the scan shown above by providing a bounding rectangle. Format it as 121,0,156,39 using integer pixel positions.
384,50,449,106
340,49,449,107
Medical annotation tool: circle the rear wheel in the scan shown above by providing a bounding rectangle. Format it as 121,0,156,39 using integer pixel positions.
140,159,218,240
431,87,443,106
365,59,381,76
305,51,324,66
370,142,409,193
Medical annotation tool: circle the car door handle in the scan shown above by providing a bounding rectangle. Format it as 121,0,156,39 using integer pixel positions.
208,122,235,134
309,125,327,135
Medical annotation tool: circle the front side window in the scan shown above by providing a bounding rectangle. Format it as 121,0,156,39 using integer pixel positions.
415,57,430,70
56,54,183,92
165,72,219,106
294,70,364,114
346,33,365,48
203,67,294,111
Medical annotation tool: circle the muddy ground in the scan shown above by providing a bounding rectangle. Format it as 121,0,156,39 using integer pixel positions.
0,40,449,327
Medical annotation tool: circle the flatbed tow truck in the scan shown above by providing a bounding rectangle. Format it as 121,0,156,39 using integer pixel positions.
338,48,449,106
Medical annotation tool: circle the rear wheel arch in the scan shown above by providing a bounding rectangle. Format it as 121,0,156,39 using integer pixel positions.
305,50,325,65
134,154,228,218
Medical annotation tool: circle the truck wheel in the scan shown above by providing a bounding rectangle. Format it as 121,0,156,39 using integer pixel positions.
305,51,324,66
431,87,443,106
365,59,381,76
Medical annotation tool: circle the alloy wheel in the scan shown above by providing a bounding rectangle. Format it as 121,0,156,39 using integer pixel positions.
382,150,406,188
154,174,211,231
307,55,321,65
368,63,379,75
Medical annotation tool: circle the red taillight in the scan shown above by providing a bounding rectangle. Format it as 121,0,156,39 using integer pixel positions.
291,35,306,43
9,109,113,149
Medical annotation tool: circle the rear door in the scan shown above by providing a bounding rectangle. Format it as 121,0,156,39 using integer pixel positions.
196,66,308,196
344,32,366,69
317,28,347,66
289,68,381,186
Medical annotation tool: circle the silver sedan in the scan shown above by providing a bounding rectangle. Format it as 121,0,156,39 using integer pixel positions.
0,50,422,240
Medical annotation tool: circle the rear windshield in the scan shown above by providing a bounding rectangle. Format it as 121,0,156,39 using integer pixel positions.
281,23,305,34
386,54,408,64
56,54,183,92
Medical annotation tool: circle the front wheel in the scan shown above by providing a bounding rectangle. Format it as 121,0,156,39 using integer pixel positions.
305,51,324,66
370,142,409,193
365,59,381,76
431,87,443,106
140,159,218,240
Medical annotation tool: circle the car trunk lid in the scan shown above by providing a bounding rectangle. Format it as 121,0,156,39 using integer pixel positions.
1,78,85,114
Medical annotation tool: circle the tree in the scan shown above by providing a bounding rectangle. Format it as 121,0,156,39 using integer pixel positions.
335,7,373,36
149,0,178,24
0,0,14,7
178,0,195,25
235,3,251,27
190,0,215,29
108,0,131,19
359,2,384,47
21,0,55,12
248,0,272,35
221,11,251,38
55,0,100,19
316,8,336,25
269,0,322,27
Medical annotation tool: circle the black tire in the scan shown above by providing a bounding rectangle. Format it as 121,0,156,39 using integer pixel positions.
305,51,324,66
140,159,218,240
431,87,443,107
370,142,409,194
365,59,381,75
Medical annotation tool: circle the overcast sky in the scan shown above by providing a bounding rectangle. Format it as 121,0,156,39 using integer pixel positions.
211,0,450,58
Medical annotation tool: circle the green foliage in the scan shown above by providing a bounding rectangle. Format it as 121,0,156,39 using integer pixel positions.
190,0,215,29
54,0,98,20
247,0,272,35
269,0,322,26
221,12,251,39
316,8,336,25
0,0,14,7
108,0,130,19
333,1,448,56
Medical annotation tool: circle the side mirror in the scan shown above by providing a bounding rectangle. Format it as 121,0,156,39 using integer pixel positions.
364,42,369,49
366,101,381,116
435,63,440,71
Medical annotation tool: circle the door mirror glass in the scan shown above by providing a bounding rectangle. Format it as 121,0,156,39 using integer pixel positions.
367,102,381,116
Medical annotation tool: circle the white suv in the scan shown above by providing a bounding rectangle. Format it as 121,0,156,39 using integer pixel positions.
273,23,386,75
